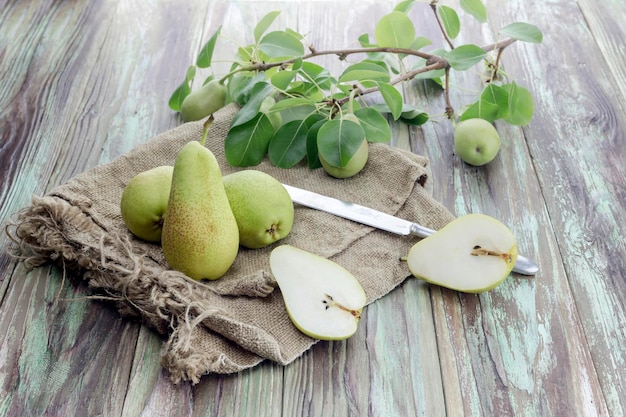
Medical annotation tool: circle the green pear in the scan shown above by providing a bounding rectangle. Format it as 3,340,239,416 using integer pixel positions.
320,138,368,179
259,96,283,131
161,138,239,280
180,79,227,122
270,245,366,340
454,118,501,166
120,165,173,243
405,214,518,293
223,170,294,249
319,114,369,179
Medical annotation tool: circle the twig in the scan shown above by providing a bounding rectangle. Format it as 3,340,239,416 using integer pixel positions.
430,0,455,50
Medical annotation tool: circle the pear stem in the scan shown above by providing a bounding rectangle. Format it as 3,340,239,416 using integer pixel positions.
323,294,361,319
471,245,513,263
199,115,215,147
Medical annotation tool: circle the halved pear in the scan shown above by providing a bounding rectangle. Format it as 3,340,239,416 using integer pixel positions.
406,214,518,293
269,245,367,340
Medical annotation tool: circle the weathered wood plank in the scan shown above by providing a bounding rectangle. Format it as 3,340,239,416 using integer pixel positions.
487,0,626,416
401,1,613,416
0,265,138,416
0,0,214,415
577,0,626,104
1,0,625,416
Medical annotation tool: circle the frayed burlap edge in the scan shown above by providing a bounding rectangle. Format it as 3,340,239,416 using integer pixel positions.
4,194,274,383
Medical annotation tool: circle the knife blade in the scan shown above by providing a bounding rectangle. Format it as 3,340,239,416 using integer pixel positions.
282,184,538,276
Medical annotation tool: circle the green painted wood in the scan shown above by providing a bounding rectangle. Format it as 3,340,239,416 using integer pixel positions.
487,1,626,416
1,0,625,416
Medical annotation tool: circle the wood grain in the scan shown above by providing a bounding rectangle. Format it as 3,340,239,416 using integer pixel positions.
1,0,625,416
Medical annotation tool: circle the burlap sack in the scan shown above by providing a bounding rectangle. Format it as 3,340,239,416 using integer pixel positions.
8,103,455,384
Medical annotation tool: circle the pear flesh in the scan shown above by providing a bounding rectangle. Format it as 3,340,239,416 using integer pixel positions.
161,141,239,280
270,245,366,340
406,214,518,293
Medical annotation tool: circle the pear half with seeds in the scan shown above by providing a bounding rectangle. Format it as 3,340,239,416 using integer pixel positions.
406,214,518,293
270,245,366,340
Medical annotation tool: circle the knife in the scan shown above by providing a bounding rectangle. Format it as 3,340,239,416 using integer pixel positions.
282,184,539,276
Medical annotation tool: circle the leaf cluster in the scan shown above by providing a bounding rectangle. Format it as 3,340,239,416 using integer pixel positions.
169,0,542,169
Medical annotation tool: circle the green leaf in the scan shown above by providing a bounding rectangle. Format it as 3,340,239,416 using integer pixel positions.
258,31,304,58
377,82,403,121
502,82,534,125
305,116,326,169
460,0,487,23
268,119,309,168
438,6,460,39
399,106,429,125
268,97,314,112
201,75,215,86
235,45,255,63
271,70,296,90
339,62,391,83
371,102,419,113
168,80,190,111
224,113,274,166
358,33,376,47
499,22,543,43
374,11,416,49
186,65,197,81
445,44,487,70
413,60,445,84
231,81,274,127
410,36,432,51
227,73,258,105
300,62,334,89
394,0,416,13
280,102,318,124
254,11,281,42
292,58,303,70
460,84,510,122
317,119,365,167
354,107,391,142
168,65,196,111
196,26,222,68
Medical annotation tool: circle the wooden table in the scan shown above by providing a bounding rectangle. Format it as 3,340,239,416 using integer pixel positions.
1,0,625,415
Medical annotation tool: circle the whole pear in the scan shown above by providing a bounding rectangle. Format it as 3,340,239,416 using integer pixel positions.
454,118,501,166
161,135,239,280
259,96,283,131
180,79,227,122
223,170,294,249
319,113,369,179
320,138,369,179
120,165,173,243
